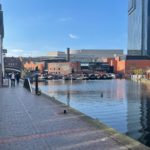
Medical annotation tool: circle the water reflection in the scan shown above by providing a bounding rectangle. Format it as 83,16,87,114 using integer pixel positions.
66,84,70,107
124,81,150,147
126,83,150,147
40,80,128,132
39,79,150,147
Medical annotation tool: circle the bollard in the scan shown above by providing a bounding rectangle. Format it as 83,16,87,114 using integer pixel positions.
64,110,67,114
35,66,39,95
100,92,103,98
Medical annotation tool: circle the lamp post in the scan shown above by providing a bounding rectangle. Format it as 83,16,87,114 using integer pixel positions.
0,4,4,87
35,66,39,95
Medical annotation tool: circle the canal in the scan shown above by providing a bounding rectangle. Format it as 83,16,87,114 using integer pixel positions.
39,79,150,147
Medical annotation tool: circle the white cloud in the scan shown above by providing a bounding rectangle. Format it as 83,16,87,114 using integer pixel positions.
69,34,78,39
7,49,47,57
6,49,24,57
11,49,24,53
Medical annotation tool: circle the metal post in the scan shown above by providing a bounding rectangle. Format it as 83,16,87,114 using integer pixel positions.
0,35,3,87
35,66,39,95
2,53,5,77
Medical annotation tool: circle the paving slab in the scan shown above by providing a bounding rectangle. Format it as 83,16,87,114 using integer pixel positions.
0,85,149,150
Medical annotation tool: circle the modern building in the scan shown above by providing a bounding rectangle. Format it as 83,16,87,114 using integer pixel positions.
128,0,150,55
47,51,66,58
69,49,124,62
0,4,4,87
128,50,142,56
81,62,114,73
48,49,124,63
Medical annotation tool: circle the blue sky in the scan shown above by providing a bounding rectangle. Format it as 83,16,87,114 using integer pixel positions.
2,0,128,57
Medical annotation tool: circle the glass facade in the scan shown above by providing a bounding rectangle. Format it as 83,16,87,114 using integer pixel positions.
128,0,150,55
147,0,150,54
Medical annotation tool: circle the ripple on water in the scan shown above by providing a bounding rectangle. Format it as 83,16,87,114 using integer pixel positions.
39,79,150,147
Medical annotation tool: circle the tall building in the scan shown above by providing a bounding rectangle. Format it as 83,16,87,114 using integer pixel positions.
47,49,124,63
0,4,4,87
128,0,150,55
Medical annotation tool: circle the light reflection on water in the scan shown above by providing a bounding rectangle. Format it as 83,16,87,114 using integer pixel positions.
39,79,150,147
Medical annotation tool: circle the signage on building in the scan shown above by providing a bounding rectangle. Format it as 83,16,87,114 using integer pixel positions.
2,49,7,53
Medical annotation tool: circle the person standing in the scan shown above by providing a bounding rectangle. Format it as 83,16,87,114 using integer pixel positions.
16,73,20,85
11,72,15,86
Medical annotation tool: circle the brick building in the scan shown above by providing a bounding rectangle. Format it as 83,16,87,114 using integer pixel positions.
106,56,150,76
48,62,81,75
23,61,45,73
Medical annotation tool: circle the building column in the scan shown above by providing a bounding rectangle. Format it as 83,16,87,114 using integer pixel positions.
0,64,2,87
0,35,2,87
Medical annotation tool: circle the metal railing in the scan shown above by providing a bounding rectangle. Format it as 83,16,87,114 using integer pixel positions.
23,78,32,92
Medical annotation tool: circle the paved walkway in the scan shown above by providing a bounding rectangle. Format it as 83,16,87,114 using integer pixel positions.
0,85,149,150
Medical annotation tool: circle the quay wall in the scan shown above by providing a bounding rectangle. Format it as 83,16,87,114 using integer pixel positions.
38,89,149,150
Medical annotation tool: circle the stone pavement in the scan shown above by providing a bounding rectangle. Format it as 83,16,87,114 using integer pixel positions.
0,85,149,150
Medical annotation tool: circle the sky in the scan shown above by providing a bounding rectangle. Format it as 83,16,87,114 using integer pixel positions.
2,0,128,57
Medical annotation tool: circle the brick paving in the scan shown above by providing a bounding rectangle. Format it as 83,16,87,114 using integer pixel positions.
0,85,149,150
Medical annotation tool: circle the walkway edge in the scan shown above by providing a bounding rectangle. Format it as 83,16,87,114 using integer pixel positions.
40,90,149,150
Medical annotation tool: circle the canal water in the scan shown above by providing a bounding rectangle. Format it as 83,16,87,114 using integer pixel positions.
39,79,150,147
